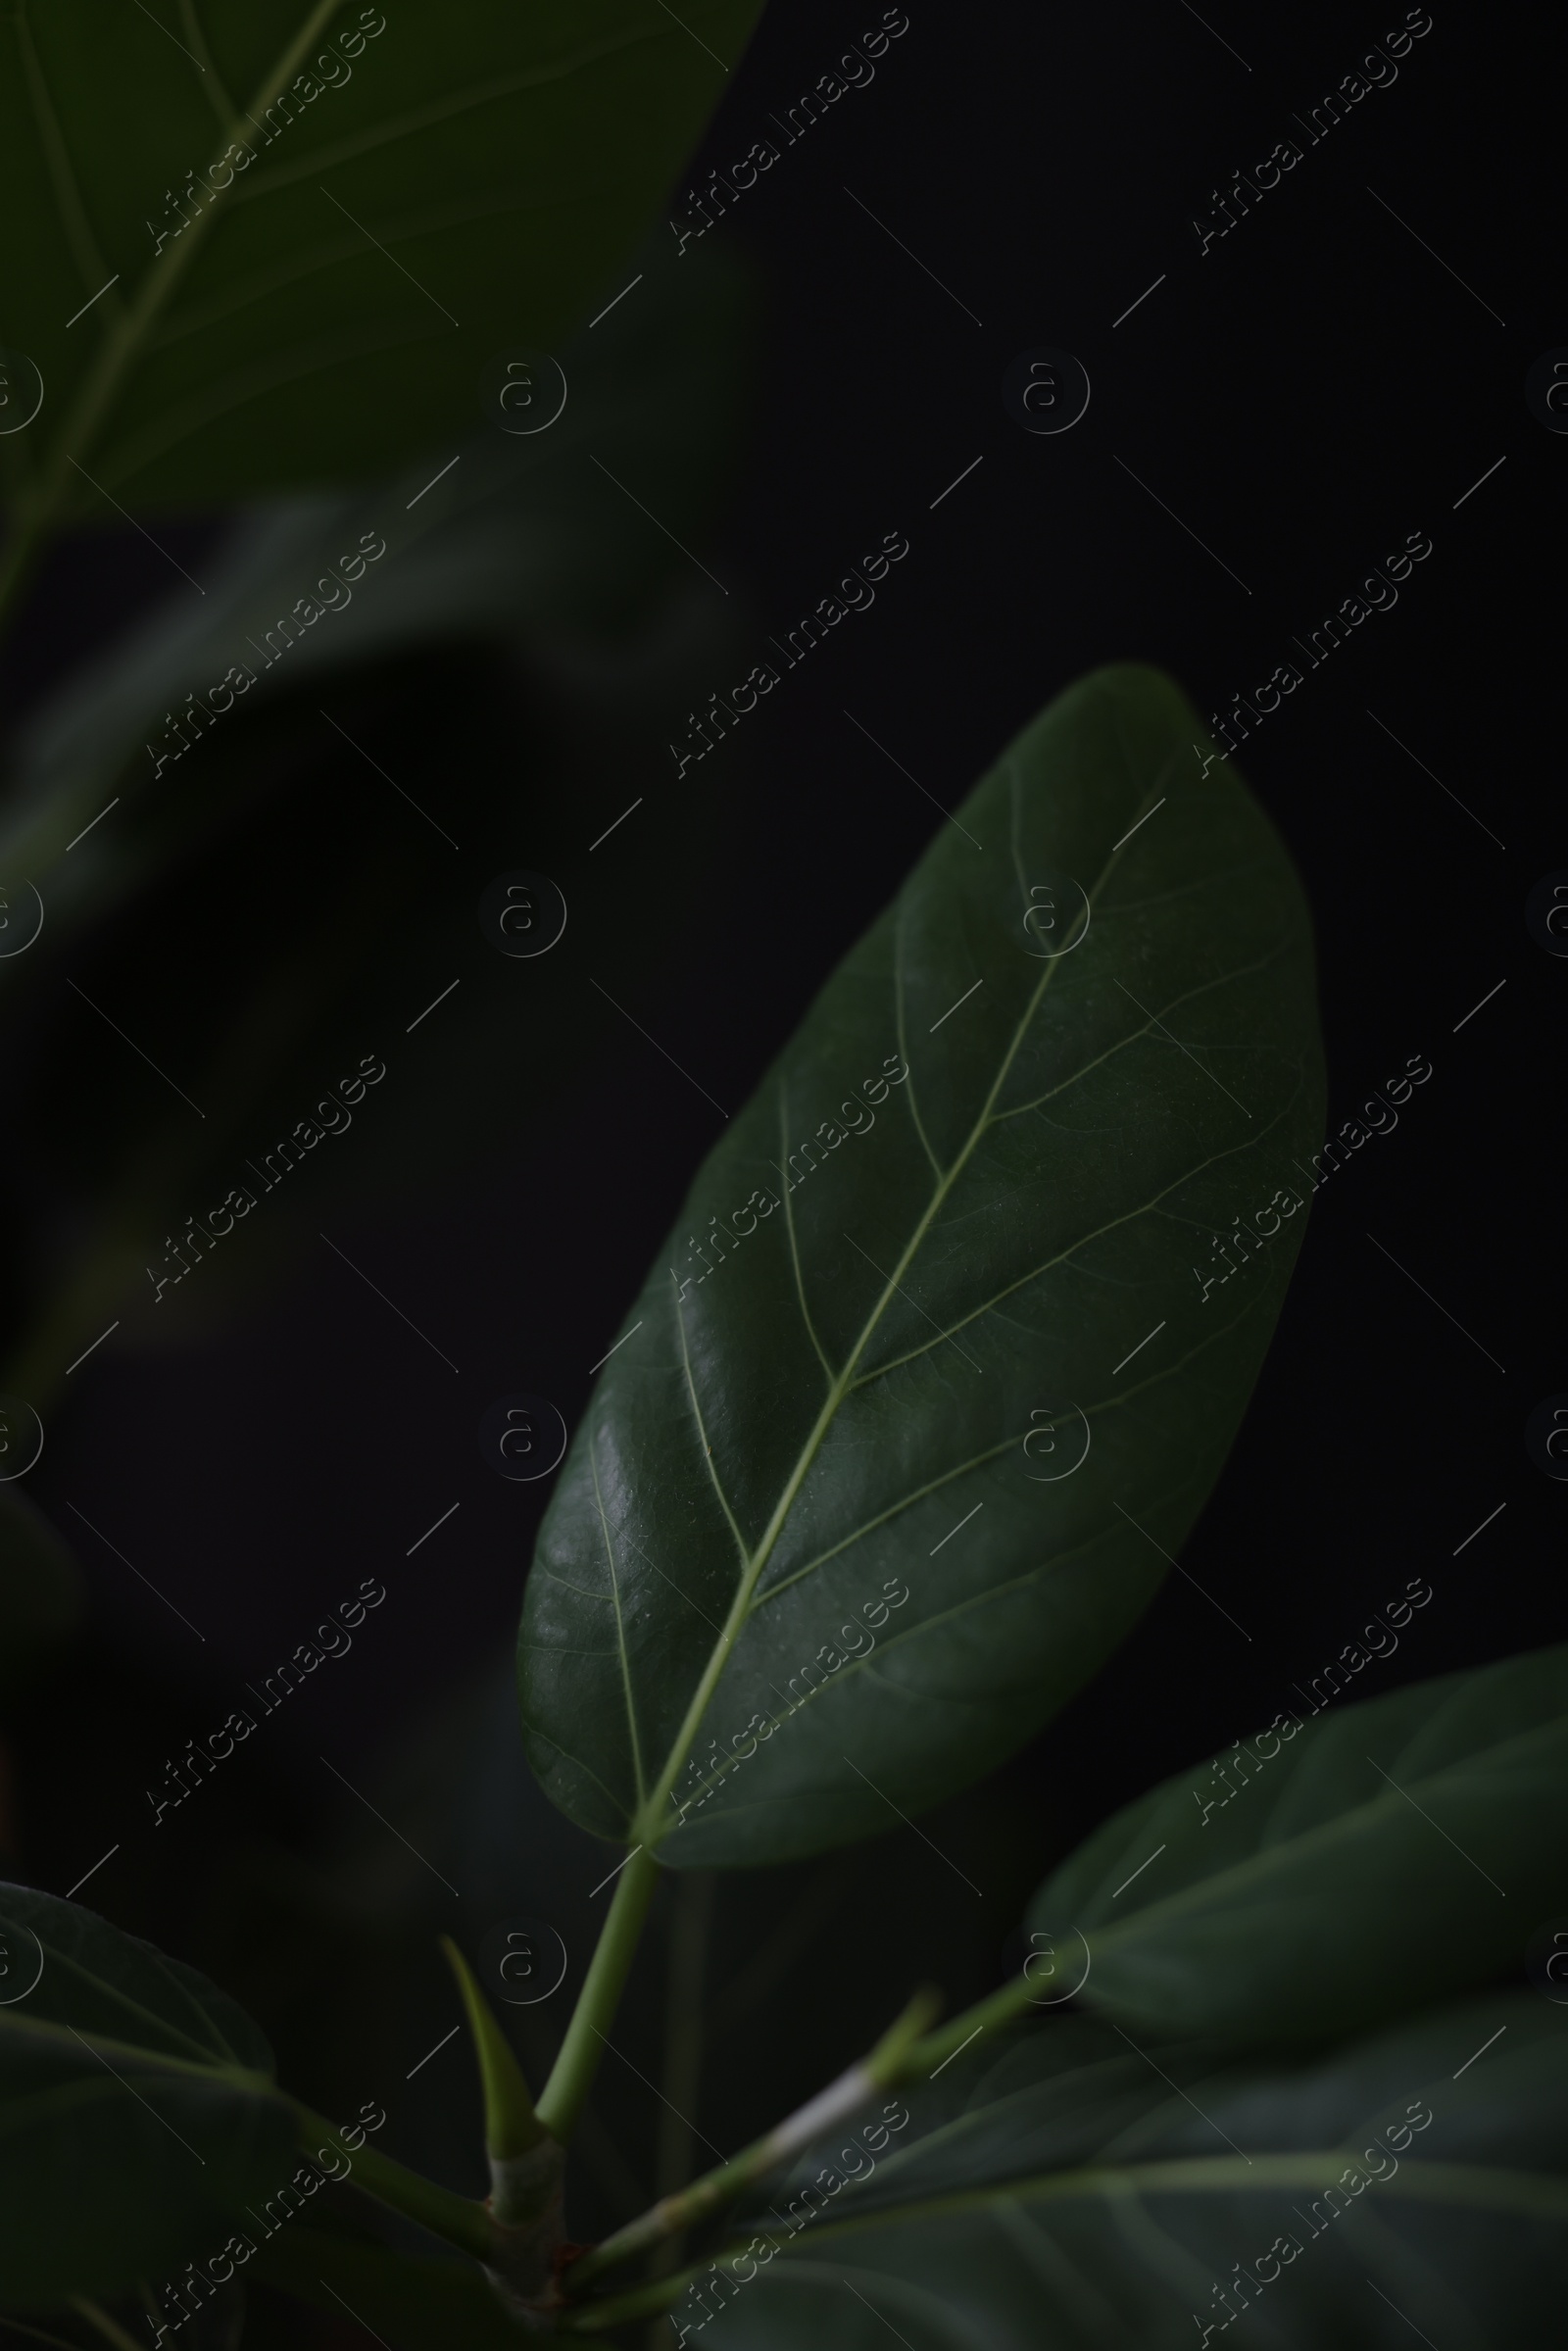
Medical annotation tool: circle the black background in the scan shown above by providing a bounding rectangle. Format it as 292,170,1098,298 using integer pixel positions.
2,0,1561,2293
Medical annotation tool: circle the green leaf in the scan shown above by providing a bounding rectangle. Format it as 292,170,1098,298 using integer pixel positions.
0,1882,270,2065
0,1492,83,1693
0,246,749,1403
0,0,760,533
519,663,1326,1867
0,1885,294,2307
3,239,753,888
684,1994,1568,2350
1028,1643,1568,2047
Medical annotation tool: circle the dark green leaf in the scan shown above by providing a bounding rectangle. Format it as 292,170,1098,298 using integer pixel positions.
692,1994,1567,2350
1030,1643,1568,2046
3,240,754,889
0,1882,270,2064
519,663,1325,1866
0,1885,294,2306
0,0,760,523
0,247,749,1395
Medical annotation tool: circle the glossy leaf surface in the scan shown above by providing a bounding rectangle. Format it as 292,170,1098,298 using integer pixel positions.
520,664,1325,1866
1029,1643,1568,2046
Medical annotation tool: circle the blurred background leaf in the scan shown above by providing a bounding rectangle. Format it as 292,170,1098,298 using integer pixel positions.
0,241,756,1406
0,0,762,534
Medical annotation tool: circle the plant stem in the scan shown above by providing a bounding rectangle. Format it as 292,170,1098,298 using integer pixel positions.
900,1967,1037,2074
568,1986,939,2290
288,2101,496,2263
535,1844,662,2145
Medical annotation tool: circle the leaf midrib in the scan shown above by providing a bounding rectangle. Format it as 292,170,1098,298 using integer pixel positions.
727,2154,1568,2254
691,1446,1266,1818
18,7,713,528
989,937,1293,1127
756,1267,1278,1616
0,2001,272,2092
680,1531,1125,1817
18,0,348,541
847,1077,1302,1395
634,753,1164,1840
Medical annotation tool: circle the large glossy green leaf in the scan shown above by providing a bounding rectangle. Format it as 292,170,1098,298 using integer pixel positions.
1028,1643,1568,2048
688,1994,1567,2350
519,664,1325,1866
0,0,760,526
0,1886,294,2305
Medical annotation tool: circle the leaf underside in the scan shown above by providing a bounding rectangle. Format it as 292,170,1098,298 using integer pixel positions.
697,1995,1568,2349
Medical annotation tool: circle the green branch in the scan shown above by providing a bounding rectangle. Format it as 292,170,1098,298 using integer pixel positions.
567,1986,939,2290
288,2100,497,2263
899,1966,1038,2073
535,1843,661,2145
564,1964,1044,2296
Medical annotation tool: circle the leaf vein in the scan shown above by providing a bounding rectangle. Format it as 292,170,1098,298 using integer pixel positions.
590,1437,647,1810
223,25,676,208
776,1077,835,1384
853,1086,1302,1390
